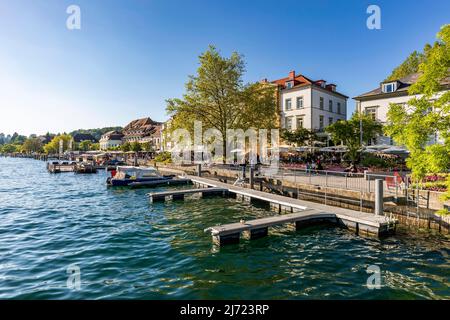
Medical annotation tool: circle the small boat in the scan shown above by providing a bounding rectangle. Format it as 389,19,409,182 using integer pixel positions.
106,166,174,186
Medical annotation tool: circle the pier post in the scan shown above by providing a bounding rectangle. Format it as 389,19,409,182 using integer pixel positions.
197,164,202,177
375,179,384,216
213,233,240,246
249,167,255,189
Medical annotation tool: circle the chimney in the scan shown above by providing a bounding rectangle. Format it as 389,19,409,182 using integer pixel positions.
289,70,295,80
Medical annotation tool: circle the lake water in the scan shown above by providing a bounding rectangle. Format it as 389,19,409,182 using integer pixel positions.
0,157,448,299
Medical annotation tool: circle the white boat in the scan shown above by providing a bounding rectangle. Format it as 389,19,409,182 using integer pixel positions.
107,166,172,186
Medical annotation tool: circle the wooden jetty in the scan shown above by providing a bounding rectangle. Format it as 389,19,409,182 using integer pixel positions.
130,178,192,189
147,187,228,202
74,164,97,174
184,175,397,245
47,162,76,173
205,210,337,245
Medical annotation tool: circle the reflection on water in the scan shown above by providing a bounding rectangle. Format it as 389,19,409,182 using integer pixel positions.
0,158,448,299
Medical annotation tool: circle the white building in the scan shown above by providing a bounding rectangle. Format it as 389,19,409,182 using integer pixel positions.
268,70,348,137
354,72,450,145
99,131,124,150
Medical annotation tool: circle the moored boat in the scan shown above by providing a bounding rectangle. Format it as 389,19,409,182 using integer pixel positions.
106,166,174,186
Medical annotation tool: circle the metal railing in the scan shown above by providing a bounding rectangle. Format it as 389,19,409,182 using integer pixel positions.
258,166,401,196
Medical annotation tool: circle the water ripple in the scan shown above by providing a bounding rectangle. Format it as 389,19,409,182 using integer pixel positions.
0,158,448,299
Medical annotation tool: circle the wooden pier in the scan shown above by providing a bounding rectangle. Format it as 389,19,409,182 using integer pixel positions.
205,210,338,245
47,162,76,173
147,187,228,202
185,175,397,245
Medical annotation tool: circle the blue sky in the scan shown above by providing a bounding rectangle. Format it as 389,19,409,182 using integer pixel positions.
0,0,449,136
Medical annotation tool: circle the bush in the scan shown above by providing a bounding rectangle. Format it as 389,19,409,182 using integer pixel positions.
361,154,389,168
155,151,172,163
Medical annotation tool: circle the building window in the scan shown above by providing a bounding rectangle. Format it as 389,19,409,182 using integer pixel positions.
285,98,292,111
296,96,303,109
319,115,324,129
382,82,397,93
286,81,293,89
329,117,333,126
296,116,304,129
329,100,333,112
319,97,324,110
285,117,293,131
337,102,341,114
365,107,377,121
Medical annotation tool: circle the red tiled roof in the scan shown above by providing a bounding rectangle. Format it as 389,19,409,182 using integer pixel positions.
269,71,348,98
271,74,313,88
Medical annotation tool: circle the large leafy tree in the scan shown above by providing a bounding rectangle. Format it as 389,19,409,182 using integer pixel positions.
130,142,142,152
43,134,72,154
22,138,43,153
326,113,382,164
385,47,431,81
281,128,317,147
166,46,277,154
1,144,19,153
385,24,450,205
78,140,92,151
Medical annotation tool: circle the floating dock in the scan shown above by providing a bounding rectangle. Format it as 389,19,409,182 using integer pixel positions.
185,175,397,245
47,163,76,173
147,187,228,202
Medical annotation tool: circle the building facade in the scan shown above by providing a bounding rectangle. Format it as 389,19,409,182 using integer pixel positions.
122,117,163,144
268,70,348,136
354,72,450,146
99,131,124,150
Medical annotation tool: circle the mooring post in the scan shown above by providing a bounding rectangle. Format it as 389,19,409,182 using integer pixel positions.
197,164,202,177
375,179,384,215
249,166,255,189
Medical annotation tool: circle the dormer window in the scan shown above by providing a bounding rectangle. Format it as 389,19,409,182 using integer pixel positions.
382,82,397,93
286,81,293,89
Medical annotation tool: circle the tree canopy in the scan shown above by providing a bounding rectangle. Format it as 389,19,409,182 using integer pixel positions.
166,46,277,153
281,128,317,147
22,138,44,153
326,113,382,164
43,134,73,154
385,24,450,181
385,48,429,81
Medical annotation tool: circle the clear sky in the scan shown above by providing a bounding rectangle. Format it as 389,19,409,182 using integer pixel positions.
0,0,449,136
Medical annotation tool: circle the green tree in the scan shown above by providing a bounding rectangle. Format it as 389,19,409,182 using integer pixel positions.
91,143,100,151
130,142,142,152
10,132,27,145
385,24,450,204
120,142,131,152
22,138,43,153
141,142,153,152
385,25,450,180
166,46,277,157
385,49,427,81
78,140,92,151
326,113,382,165
1,144,19,153
43,134,72,154
281,128,317,147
